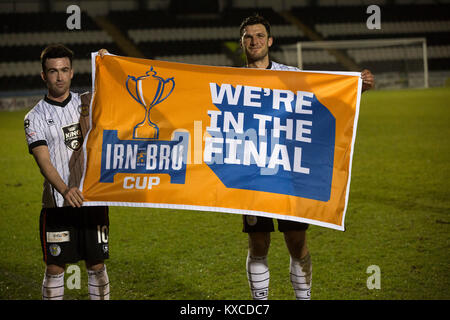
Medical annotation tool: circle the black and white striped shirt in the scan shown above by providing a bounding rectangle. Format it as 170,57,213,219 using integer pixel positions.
24,92,89,208
269,61,300,72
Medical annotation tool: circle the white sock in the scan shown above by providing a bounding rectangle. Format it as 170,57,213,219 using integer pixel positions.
290,253,312,300
88,265,110,300
246,252,269,300
42,271,64,300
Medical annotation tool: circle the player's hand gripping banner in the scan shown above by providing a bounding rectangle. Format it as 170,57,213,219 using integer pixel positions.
81,53,362,231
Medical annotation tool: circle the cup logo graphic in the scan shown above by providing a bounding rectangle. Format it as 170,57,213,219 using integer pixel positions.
126,67,175,139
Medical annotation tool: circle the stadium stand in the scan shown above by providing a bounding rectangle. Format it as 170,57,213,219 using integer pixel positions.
0,0,449,98
288,4,450,86
107,7,304,66
0,10,123,94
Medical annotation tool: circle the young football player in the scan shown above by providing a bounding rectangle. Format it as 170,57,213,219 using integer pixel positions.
24,44,110,300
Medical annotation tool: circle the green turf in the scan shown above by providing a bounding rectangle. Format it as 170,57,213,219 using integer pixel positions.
0,87,449,299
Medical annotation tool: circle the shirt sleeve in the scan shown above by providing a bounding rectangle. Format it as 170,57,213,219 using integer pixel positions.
24,110,48,154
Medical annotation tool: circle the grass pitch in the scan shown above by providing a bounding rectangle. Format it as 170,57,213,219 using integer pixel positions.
0,87,449,300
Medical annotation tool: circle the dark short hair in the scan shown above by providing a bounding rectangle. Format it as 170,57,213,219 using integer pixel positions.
239,14,271,38
40,44,73,72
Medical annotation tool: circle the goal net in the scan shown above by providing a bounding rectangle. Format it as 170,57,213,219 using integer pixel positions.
273,38,429,89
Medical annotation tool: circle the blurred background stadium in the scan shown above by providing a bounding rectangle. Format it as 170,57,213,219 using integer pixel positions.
0,0,449,110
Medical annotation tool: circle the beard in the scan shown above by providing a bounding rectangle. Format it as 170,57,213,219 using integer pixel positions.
245,46,269,63
48,81,71,99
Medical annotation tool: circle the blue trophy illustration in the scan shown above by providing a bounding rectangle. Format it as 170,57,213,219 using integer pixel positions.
126,67,175,140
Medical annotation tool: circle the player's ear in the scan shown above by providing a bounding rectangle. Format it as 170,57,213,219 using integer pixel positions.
268,36,273,48
40,70,47,82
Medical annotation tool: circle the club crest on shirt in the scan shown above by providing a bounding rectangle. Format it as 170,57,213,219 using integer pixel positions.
49,244,61,257
62,123,83,151
79,103,89,117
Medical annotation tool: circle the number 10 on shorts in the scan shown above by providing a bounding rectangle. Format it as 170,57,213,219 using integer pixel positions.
97,225,109,244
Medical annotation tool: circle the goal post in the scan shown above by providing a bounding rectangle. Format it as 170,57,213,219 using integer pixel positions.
276,38,429,89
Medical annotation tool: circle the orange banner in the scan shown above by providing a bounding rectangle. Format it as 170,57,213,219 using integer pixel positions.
81,53,362,230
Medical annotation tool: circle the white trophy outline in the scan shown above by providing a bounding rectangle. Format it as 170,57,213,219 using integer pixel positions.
126,67,175,140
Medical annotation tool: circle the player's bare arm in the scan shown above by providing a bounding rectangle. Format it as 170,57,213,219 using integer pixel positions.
31,145,84,208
